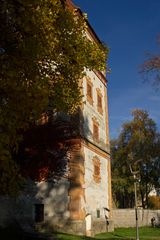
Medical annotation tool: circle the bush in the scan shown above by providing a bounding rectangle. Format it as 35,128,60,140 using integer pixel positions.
148,196,160,209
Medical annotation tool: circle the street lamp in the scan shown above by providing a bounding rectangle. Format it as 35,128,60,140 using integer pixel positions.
129,158,141,240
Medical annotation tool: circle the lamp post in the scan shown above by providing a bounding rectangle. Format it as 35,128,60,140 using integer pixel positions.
129,159,141,240
133,173,139,240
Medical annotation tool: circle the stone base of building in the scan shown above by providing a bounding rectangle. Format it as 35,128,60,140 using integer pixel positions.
61,220,86,236
36,218,114,236
35,220,86,236
106,220,114,232
92,219,113,235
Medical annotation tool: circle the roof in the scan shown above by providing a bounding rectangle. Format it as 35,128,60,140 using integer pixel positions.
66,0,107,81
66,0,104,46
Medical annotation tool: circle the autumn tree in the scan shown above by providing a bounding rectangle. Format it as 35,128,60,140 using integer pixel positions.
111,139,135,208
140,34,160,87
0,0,108,195
111,109,160,208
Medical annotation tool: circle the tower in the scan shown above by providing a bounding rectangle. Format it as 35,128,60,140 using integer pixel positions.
56,0,113,235
0,0,113,236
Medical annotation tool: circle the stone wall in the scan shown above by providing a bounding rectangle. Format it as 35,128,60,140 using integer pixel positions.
112,209,160,228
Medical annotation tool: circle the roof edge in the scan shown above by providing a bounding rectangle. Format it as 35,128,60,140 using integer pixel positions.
66,0,103,46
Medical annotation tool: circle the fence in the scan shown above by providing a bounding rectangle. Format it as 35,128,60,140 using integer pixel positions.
112,209,160,228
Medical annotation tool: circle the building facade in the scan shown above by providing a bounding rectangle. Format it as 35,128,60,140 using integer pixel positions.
0,0,113,236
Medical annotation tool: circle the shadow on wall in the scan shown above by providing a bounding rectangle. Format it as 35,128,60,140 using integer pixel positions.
0,175,83,233
0,110,86,233
79,108,109,153
0,108,108,233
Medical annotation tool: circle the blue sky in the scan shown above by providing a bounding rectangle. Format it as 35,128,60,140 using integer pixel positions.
74,0,160,139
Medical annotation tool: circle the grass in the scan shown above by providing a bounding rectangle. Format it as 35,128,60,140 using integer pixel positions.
96,227,160,239
1,226,160,240
55,227,160,240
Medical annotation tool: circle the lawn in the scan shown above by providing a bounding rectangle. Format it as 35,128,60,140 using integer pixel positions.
55,227,160,240
96,227,160,239
1,226,160,240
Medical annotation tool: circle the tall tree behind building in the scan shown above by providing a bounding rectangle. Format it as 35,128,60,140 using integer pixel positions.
111,109,160,208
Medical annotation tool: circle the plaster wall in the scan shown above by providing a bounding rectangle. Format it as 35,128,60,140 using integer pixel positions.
0,179,70,229
82,69,109,152
83,146,110,220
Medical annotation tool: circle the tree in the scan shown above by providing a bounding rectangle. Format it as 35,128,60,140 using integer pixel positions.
15,113,80,183
111,109,160,208
110,139,135,208
0,0,108,195
140,34,160,87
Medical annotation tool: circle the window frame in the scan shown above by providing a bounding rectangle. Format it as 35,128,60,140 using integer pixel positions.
86,77,93,105
97,209,101,218
92,118,99,142
96,89,103,115
92,156,101,183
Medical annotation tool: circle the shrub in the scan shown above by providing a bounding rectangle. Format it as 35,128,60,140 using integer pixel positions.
148,196,160,209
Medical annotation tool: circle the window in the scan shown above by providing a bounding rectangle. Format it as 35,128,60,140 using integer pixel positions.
93,123,99,140
92,157,101,183
97,209,100,218
94,164,100,176
87,83,92,99
86,77,93,105
97,94,102,109
93,120,99,142
35,204,44,223
96,89,103,115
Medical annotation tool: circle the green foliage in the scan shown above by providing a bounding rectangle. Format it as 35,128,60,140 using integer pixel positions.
111,138,135,208
51,227,160,240
111,109,160,208
1,226,160,240
96,227,160,239
0,0,108,195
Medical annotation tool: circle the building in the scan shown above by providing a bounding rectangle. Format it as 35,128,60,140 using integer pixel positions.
0,0,113,236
